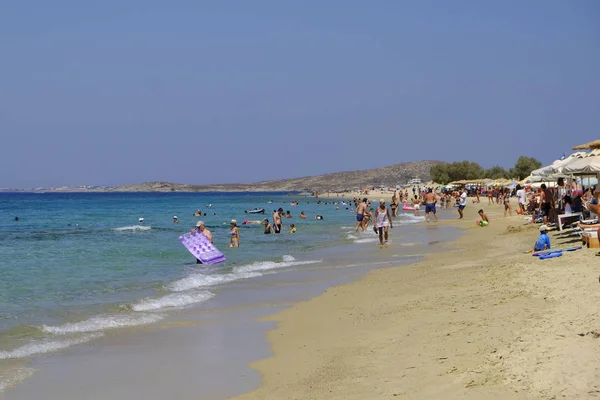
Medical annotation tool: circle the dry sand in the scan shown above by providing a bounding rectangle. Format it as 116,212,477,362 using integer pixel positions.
231,200,600,400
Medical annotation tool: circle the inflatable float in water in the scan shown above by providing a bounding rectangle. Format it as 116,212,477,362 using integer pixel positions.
178,231,226,264
402,201,415,211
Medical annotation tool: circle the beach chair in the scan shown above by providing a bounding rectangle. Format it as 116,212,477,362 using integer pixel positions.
557,212,583,231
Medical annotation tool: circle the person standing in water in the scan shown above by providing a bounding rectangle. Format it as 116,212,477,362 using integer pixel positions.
374,199,393,247
424,189,438,222
191,221,213,264
229,220,240,247
355,198,368,232
263,219,272,234
273,210,282,233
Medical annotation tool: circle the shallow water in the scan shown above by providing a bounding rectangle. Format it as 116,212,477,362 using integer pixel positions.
0,192,457,395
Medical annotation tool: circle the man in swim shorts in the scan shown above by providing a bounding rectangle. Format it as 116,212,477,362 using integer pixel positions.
424,189,438,222
355,198,368,232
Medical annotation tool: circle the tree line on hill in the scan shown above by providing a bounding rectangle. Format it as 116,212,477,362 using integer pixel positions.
430,156,542,185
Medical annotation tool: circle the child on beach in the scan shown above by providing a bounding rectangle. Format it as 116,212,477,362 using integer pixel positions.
534,225,551,251
413,196,421,216
476,209,489,227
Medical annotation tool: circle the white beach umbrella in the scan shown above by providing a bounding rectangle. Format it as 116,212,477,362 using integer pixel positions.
562,150,600,174
532,152,588,177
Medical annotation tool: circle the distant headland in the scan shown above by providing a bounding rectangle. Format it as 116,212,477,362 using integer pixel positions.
1,160,441,193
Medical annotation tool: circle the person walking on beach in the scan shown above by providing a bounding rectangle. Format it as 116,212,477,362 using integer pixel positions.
374,199,393,247
355,198,368,232
273,210,282,233
458,190,467,219
424,189,438,222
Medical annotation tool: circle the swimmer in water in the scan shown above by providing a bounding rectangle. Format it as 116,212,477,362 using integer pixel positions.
229,220,240,247
289,224,296,234
194,210,202,216
299,211,307,219
263,219,272,234
173,216,179,224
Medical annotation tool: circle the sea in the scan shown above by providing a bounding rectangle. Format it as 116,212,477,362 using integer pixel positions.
0,192,457,399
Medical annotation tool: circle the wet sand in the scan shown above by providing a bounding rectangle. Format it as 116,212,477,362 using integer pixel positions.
232,200,600,399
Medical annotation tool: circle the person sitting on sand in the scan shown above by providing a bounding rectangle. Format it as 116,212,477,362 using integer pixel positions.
289,224,296,234
476,209,489,227
299,211,307,219
534,225,551,251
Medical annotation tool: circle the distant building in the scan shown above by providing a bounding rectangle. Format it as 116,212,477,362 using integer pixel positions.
408,179,422,185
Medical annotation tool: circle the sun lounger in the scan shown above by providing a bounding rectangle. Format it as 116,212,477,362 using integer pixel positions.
557,212,583,231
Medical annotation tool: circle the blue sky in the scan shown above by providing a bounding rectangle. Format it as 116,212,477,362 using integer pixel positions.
1,1,598,187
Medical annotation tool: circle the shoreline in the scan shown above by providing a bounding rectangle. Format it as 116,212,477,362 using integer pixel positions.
231,200,600,399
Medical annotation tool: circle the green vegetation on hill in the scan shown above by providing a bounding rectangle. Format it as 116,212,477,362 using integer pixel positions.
430,156,542,184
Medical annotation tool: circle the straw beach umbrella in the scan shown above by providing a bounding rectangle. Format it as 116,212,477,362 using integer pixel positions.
572,139,600,150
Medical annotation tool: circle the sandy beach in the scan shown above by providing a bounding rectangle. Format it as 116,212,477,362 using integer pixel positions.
232,200,600,399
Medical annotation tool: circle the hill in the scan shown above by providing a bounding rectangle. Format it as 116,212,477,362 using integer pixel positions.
109,160,442,192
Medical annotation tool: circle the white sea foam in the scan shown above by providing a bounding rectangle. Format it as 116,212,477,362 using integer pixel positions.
354,237,380,244
397,214,426,224
41,314,164,335
0,366,35,393
131,291,215,312
168,272,262,292
234,255,321,274
113,225,151,231
168,255,320,292
0,334,102,360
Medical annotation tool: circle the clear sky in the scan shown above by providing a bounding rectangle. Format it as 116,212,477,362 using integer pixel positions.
1,1,599,188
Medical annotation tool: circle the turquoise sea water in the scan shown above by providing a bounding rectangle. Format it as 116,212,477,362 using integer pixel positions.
0,192,433,394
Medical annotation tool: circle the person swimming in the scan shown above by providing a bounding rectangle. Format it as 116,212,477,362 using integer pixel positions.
299,211,307,219
289,224,296,234
263,219,272,234
173,216,179,224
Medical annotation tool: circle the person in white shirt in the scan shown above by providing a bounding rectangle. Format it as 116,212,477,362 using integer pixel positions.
516,185,527,214
458,190,467,219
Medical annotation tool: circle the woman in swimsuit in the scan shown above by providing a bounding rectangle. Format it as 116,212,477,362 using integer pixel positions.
503,188,512,217
229,220,240,247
